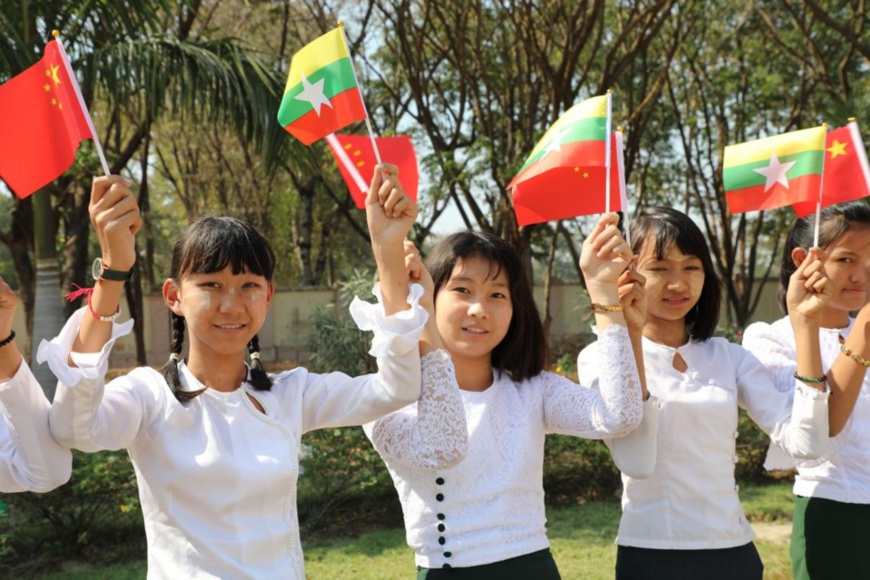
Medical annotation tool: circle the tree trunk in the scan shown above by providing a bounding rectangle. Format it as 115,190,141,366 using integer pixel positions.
30,191,63,399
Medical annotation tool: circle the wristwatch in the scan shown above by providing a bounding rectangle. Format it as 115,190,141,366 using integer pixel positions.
92,257,135,282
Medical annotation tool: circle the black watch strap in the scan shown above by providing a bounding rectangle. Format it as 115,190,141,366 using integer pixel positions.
93,257,135,282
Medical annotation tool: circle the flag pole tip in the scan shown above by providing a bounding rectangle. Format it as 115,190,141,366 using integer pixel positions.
848,117,857,122
606,89,613,94
52,30,60,38
337,20,344,27
822,122,829,128
617,125,624,132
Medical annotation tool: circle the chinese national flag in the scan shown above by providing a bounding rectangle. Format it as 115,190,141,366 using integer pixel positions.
791,122,870,217
325,134,419,208
0,40,93,198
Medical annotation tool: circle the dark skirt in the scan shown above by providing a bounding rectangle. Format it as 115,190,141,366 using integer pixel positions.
416,548,560,580
615,542,763,580
792,495,870,580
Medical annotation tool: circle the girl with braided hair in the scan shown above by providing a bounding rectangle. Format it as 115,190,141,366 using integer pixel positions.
42,165,429,579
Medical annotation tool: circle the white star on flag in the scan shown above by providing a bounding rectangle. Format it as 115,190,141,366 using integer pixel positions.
294,71,333,117
753,151,796,192
540,129,566,160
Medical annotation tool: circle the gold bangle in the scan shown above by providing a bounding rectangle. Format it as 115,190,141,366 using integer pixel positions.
840,343,870,368
590,302,623,313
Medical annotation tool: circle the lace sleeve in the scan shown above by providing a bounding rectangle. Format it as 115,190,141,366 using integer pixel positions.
366,350,468,469
543,324,642,438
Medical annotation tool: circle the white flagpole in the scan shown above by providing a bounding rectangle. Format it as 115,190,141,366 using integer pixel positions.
615,127,630,248
813,123,828,248
52,30,110,176
325,133,368,195
604,90,613,213
337,22,382,167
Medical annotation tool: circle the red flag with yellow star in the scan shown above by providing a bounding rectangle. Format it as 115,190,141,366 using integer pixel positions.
325,133,419,208
0,40,93,198
791,121,870,217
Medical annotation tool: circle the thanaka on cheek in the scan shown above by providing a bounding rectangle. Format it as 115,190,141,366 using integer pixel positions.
181,291,211,314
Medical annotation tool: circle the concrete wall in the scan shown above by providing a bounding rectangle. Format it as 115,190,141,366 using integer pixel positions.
10,279,785,369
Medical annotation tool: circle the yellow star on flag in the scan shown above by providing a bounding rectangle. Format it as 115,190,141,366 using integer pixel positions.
48,64,61,88
44,84,50,91
827,139,848,159
583,172,589,178
51,98,57,106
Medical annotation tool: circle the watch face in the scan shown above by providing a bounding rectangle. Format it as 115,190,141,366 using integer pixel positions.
92,258,103,281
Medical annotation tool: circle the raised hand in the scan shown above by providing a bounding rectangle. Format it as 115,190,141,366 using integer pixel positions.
787,248,834,323
580,213,632,289
90,175,142,272
618,267,647,334
366,163,418,250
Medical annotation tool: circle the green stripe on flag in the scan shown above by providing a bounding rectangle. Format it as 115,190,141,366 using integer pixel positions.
723,150,824,191
519,117,607,173
278,57,358,126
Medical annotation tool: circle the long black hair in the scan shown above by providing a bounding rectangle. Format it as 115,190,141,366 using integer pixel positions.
779,200,870,313
425,230,548,382
162,216,276,402
630,207,722,341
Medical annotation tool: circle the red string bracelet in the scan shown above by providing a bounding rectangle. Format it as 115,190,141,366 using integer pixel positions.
66,285,121,323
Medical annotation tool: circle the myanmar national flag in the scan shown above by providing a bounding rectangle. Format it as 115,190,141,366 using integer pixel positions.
0,39,94,198
723,126,827,214
791,121,870,217
508,95,622,226
278,27,366,145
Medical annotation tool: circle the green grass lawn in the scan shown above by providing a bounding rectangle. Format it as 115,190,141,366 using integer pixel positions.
36,483,796,579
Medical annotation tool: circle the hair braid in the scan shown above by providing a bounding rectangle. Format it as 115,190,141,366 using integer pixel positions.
161,312,205,402
247,334,272,391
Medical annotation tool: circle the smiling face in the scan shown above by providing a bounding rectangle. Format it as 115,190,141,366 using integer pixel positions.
434,256,513,369
164,265,273,362
636,240,705,330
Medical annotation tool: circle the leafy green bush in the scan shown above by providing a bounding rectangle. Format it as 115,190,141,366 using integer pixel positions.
301,269,396,533
0,450,143,569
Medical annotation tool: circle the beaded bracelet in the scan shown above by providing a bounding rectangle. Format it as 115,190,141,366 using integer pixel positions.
840,343,870,367
793,372,827,384
0,330,15,348
590,302,623,313
88,294,121,323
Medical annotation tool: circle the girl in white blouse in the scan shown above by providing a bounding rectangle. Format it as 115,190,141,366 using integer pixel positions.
42,165,427,579
366,213,646,579
0,277,71,493
742,200,870,580
578,207,832,580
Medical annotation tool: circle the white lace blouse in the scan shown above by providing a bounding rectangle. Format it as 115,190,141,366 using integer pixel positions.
0,358,71,493
41,285,427,580
578,335,830,550
365,324,643,569
743,316,870,504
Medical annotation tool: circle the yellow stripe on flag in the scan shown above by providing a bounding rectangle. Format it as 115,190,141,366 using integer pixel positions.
528,95,608,158
724,126,827,168
283,28,350,94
